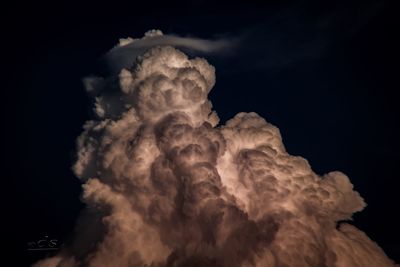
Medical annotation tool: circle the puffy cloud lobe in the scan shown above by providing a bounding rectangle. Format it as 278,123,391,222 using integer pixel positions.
34,31,398,267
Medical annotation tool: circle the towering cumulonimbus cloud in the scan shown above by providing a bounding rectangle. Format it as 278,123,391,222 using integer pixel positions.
34,30,398,267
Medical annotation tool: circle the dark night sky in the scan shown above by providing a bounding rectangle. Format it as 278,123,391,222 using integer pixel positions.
4,0,399,265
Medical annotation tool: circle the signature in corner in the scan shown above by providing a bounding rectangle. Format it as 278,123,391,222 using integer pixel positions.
27,235,60,251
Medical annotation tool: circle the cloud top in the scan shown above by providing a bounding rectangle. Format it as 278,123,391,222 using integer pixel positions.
104,29,233,74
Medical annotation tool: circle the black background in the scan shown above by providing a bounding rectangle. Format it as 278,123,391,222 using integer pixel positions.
4,0,399,265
